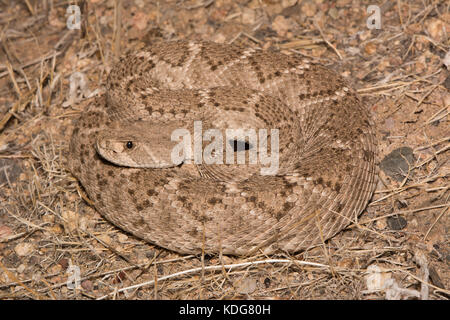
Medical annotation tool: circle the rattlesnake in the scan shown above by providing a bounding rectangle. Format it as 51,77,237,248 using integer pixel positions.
68,40,377,255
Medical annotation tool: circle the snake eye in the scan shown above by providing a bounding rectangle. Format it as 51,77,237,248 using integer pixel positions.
126,141,133,149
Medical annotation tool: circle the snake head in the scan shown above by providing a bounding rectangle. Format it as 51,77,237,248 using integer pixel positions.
95,120,189,168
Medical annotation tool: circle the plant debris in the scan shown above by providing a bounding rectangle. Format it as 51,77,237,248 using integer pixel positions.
0,0,448,300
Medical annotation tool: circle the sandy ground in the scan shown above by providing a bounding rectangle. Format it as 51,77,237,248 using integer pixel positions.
0,0,448,299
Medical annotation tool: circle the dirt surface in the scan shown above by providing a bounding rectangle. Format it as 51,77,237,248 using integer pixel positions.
0,0,448,300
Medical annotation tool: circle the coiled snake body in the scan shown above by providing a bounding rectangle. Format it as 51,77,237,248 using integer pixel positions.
69,41,377,255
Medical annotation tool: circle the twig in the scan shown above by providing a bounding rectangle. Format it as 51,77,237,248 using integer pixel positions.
423,195,449,240
0,51,61,78
97,259,329,300
314,20,342,60
28,255,195,294
361,203,450,225
0,259,44,299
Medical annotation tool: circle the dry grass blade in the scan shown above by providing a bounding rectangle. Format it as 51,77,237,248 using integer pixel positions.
0,0,448,300
97,259,329,300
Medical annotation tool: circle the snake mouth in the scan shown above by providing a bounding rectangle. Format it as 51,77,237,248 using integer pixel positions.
95,137,185,169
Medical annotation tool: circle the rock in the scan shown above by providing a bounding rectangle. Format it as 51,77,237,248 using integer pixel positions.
132,11,149,31
300,0,317,17
236,277,257,294
271,15,295,37
328,7,338,19
336,0,351,7
364,41,377,55
81,279,94,291
0,159,22,185
387,216,407,230
281,0,297,9
118,233,128,243
61,210,79,234
14,242,34,257
17,264,26,274
380,147,416,182
425,18,447,42
97,234,112,245
375,218,387,230
0,225,13,240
